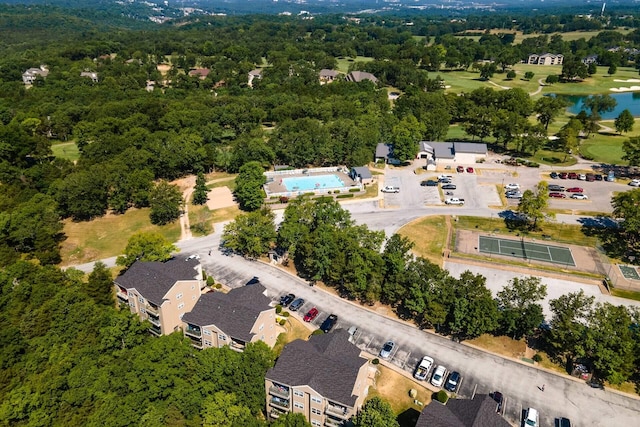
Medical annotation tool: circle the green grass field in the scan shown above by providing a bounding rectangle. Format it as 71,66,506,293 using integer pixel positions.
455,29,634,45
336,56,374,73
51,141,80,162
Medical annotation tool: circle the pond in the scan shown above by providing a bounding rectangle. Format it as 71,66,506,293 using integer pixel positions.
556,91,640,119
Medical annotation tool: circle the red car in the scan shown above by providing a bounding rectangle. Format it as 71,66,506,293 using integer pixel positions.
566,187,584,193
303,307,319,322
568,172,578,179
549,192,567,198
559,172,568,179
457,166,464,173
466,167,475,173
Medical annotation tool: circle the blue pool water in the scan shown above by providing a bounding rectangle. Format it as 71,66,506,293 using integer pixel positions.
551,91,640,119
282,175,345,191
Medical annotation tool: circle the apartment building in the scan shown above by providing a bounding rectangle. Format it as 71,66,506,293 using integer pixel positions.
182,282,277,351
527,53,564,65
114,257,203,336
265,330,371,426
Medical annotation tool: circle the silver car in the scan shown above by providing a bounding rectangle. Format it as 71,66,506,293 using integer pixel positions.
379,341,395,359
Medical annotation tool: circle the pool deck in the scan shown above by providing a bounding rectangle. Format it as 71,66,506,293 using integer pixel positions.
265,169,360,197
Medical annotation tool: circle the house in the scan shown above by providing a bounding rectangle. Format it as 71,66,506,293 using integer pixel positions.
80,71,98,82
189,68,211,79
415,394,511,427
527,53,564,66
114,257,203,336
375,143,397,164
350,166,373,185
426,142,487,164
265,329,371,423
582,54,598,65
248,68,263,87
182,281,277,351
22,66,49,85
345,70,378,84
319,69,339,84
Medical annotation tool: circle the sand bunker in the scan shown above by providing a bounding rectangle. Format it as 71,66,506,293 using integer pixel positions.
614,79,640,83
610,86,640,92
206,187,237,210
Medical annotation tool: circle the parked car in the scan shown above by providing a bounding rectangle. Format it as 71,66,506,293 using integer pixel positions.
586,173,595,181
379,341,396,359
504,183,520,190
559,172,568,179
289,298,305,311
524,408,539,427
382,185,400,193
549,192,567,198
421,180,438,187
347,326,358,342
578,173,586,180
571,194,588,200
491,391,504,414
444,371,461,392
457,166,464,173
548,184,565,192
566,187,584,193
413,356,435,381
568,172,578,179
280,293,295,307
606,171,615,182
319,314,338,333
442,184,457,190
506,191,523,199
466,167,474,173
629,179,640,187
555,417,572,427
303,307,319,322
594,174,603,181
431,365,447,387
550,172,559,179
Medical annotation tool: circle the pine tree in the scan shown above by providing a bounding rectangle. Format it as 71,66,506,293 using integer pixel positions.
86,261,114,306
193,172,209,205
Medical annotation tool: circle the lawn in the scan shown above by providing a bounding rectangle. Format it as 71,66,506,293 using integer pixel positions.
467,334,526,359
60,208,181,266
188,204,214,236
336,56,374,73
456,29,633,45
611,288,640,302
273,317,311,355
51,141,80,162
367,364,432,423
397,216,449,265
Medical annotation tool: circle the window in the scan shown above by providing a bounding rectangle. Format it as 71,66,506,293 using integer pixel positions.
140,308,146,314
293,390,304,397
311,408,321,415
311,420,321,427
311,396,322,404
192,295,196,300
259,323,264,331
176,293,183,299
129,302,135,308
203,340,211,346
177,303,184,309
219,334,226,341
294,402,304,409
138,296,144,304
203,329,211,336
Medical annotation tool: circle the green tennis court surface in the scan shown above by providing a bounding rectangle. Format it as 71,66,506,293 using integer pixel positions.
618,265,640,280
478,235,575,266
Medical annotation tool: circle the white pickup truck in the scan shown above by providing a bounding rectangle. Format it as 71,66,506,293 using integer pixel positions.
445,197,465,205
414,356,434,381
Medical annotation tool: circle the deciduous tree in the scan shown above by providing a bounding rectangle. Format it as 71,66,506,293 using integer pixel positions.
496,277,547,338
149,180,183,225
351,397,399,427
234,161,266,211
622,136,640,166
116,232,177,267
516,181,549,230
614,109,634,134
222,208,276,259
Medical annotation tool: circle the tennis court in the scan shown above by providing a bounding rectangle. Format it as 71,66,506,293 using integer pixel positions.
618,265,640,280
478,235,575,266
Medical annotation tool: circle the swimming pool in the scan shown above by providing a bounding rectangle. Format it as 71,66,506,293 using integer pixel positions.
282,174,345,191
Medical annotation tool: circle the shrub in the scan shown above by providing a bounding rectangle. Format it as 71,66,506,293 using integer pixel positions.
279,319,287,326
349,187,360,192
275,305,282,314
532,353,543,362
282,311,290,317
333,190,340,194
336,194,355,199
371,358,380,365
206,276,215,286
435,390,449,403
311,329,324,336
215,283,222,289
279,196,289,204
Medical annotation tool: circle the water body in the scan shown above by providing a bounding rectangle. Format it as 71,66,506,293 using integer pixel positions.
557,91,640,119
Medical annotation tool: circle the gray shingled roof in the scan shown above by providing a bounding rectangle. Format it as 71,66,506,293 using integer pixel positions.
351,166,372,180
415,394,510,427
375,143,392,159
418,141,434,154
454,142,487,154
319,69,339,78
346,71,378,83
114,257,200,306
431,142,455,159
182,284,272,342
266,329,367,406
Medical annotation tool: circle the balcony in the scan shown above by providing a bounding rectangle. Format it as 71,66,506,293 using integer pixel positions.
116,290,128,301
186,335,203,349
324,417,344,427
149,324,162,336
269,385,290,399
147,314,161,326
269,397,290,409
145,304,159,315
184,325,201,337
325,404,348,418
229,339,246,352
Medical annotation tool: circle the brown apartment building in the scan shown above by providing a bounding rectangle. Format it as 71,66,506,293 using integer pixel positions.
182,282,277,351
114,257,203,336
265,330,371,426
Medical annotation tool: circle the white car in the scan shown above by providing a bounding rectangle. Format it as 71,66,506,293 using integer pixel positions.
629,179,640,187
524,407,539,427
413,356,434,381
431,365,447,387
571,194,588,200
578,174,587,180
504,183,520,190
381,186,400,193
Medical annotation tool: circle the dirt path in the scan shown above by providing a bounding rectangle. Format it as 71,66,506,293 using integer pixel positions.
170,176,196,241
488,80,510,90
529,78,546,96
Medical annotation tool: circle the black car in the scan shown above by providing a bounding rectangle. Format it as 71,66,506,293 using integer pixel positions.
555,418,572,427
548,184,565,192
421,180,438,187
280,293,295,307
491,391,503,414
594,174,603,181
320,314,338,333
289,298,305,312
442,184,457,190
444,371,461,392
550,172,559,179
